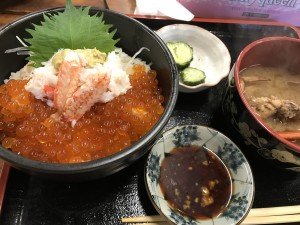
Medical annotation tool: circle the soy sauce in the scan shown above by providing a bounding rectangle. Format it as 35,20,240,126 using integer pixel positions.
159,146,232,219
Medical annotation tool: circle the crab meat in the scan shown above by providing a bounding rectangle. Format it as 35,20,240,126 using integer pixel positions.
25,49,133,125
54,59,110,124
25,63,58,107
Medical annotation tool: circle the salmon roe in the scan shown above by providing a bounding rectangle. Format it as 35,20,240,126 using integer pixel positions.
0,65,164,163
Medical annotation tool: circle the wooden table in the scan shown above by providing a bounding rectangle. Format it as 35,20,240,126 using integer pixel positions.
0,0,106,27
1,0,299,34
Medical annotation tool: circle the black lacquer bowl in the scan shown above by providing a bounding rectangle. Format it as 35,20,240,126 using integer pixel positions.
0,8,178,180
223,37,300,172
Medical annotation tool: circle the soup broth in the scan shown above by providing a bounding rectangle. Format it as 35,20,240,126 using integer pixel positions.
240,65,300,146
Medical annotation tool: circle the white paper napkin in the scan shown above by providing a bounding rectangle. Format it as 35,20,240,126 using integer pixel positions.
134,0,194,21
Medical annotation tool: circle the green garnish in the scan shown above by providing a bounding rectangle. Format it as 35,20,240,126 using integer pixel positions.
25,0,119,67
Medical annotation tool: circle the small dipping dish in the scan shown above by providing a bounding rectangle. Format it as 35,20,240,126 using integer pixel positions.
156,24,231,93
145,125,254,225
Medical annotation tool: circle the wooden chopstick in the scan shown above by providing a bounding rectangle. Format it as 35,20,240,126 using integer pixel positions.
121,205,300,224
124,223,169,225
122,215,165,223
242,214,300,225
248,205,300,217
122,215,300,225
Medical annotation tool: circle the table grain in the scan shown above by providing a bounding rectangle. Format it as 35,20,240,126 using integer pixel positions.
0,0,106,26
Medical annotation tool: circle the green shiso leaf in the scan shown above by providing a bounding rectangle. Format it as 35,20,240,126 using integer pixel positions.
25,0,119,67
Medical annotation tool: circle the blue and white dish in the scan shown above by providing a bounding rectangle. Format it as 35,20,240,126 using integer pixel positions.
145,125,254,225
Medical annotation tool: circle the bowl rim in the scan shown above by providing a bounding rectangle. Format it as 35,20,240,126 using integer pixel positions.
156,24,231,92
234,36,300,153
0,7,179,174
145,124,255,225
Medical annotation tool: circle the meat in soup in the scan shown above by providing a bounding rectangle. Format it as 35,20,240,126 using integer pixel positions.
240,65,300,146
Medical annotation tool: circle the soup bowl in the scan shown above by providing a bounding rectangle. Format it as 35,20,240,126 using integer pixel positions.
0,8,178,180
223,37,300,172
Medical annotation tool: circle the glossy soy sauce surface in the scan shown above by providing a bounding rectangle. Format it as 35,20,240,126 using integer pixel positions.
159,146,232,219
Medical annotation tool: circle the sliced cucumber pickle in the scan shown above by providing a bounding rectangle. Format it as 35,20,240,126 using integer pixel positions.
167,41,193,69
180,67,206,86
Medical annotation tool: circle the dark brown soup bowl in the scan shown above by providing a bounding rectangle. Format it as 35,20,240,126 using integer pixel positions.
223,37,300,172
0,8,178,180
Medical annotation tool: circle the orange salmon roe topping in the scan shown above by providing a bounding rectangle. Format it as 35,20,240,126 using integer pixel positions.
0,65,164,163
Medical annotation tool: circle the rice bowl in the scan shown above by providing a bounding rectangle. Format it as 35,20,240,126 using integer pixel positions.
0,7,178,180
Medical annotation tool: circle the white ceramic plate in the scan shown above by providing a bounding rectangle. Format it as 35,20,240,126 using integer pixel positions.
145,125,254,225
156,24,231,93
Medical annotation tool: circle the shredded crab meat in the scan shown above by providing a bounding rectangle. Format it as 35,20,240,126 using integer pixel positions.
56,61,110,123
